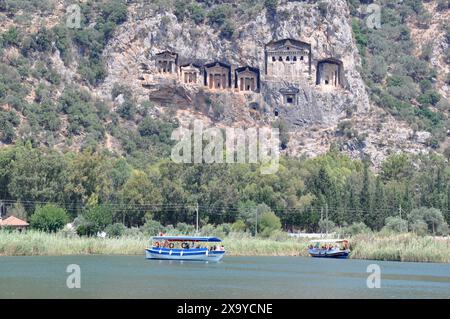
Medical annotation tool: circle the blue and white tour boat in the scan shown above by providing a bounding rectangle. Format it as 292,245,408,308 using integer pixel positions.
145,235,225,262
307,239,350,259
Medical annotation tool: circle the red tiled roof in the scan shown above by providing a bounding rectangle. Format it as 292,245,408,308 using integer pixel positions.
0,216,29,227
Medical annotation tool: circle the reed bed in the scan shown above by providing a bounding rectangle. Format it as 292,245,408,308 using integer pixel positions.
0,231,309,257
350,233,450,263
222,237,309,256
1,231,449,263
0,231,147,256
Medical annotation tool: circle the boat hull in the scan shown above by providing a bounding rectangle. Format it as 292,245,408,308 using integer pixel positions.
308,249,350,259
145,247,225,262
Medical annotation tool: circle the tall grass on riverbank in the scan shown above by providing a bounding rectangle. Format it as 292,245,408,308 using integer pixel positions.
223,236,309,256
350,233,450,263
0,231,148,256
1,231,449,263
0,230,309,257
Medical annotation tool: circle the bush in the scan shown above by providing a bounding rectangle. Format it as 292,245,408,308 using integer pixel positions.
176,222,195,234
141,220,165,236
258,206,281,237
0,110,19,143
216,223,232,236
383,216,408,233
76,223,98,237
407,207,449,235
83,205,113,233
409,220,428,236
339,222,371,236
116,99,136,120
189,3,206,24
78,58,107,86
219,20,235,39
124,227,142,238
231,219,246,232
207,4,232,27
436,0,449,11
105,223,126,238
418,90,441,106
2,27,21,46
318,219,335,234
269,230,290,241
30,204,69,233
265,0,278,16
58,85,105,137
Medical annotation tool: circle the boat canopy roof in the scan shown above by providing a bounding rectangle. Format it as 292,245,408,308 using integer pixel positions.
309,239,348,243
152,236,222,242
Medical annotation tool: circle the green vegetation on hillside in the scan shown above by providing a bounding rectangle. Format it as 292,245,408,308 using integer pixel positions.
349,0,450,147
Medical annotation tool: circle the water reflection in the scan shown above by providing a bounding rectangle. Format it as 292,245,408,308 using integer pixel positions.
0,256,449,298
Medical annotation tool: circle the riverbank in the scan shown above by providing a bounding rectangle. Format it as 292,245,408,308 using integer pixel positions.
0,231,449,263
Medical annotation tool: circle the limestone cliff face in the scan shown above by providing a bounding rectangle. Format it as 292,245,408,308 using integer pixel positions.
100,0,370,127
94,0,432,164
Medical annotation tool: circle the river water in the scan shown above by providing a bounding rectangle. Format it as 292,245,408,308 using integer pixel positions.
0,256,449,298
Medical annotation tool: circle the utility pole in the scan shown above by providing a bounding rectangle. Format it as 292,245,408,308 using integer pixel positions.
399,204,402,219
320,207,324,238
195,202,199,234
325,203,329,236
255,207,258,238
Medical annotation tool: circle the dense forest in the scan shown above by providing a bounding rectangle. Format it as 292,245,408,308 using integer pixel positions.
1,144,449,236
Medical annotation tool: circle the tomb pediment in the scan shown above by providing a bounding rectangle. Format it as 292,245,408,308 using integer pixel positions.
155,51,178,60
235,66,259,76
279,87,300,95
205,61,231,70
266,38,311,52
180,63,201,71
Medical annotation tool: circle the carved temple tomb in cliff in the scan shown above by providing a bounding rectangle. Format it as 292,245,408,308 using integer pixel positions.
279,87,300,105
180,63,202,84
155,51,178,74
265,38,312,79
204,62,232,90
316,58,343,87
235,66,260,92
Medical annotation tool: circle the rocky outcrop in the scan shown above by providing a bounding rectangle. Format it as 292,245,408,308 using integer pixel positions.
99,0,370,127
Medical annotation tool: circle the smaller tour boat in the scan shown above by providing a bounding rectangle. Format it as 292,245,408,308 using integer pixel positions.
145,235,225,262
307,239,350,259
